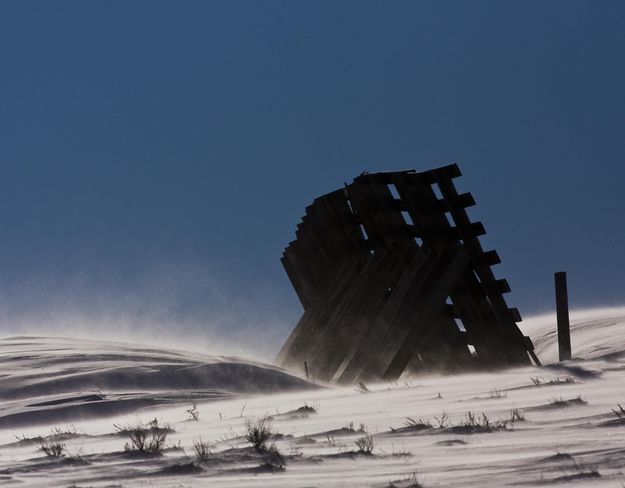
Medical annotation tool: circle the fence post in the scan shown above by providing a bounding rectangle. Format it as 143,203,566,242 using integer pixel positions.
555,271,571,361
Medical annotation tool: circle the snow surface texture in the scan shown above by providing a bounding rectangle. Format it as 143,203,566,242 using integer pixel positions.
1,307,625,487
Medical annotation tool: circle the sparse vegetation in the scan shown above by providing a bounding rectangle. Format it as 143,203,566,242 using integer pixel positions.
186,403,199,421
245,418,274,451
508,408,525,429
294,402,317,415
550,395,586,407
325,434,342,448
22,425,84,449
386,471,423,487
612,404,625,420
402,417,432,430
355,434,375,454
472,389,508,400
454,411,508,433
40,438,65,457
392,410,511,434
530,376,575,387
433,412,449,428
64,449,89,465
14,433,44,445
193,438,212,461
489,389,506,399
510,408,525,426
50,425,82,439
342,421,366,432
390,444,412,457
117,420,169,455
268,402,318,420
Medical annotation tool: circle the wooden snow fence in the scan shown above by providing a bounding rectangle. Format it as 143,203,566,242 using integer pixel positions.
275,164,541,384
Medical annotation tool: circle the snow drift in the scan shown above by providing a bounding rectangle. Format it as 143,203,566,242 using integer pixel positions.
0,336,316,428
0,307,624,487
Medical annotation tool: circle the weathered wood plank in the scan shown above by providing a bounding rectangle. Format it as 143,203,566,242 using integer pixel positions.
334,244,436,383
373,245,472,381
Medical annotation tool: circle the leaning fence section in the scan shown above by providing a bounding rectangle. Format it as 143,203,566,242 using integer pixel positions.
275,164,540,384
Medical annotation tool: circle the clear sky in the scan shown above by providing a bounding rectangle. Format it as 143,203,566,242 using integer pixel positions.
1,1,624,358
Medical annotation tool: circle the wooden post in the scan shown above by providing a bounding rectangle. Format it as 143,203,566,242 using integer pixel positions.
555,271,571,361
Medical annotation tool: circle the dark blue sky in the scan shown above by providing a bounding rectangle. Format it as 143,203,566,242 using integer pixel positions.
1,1,624,356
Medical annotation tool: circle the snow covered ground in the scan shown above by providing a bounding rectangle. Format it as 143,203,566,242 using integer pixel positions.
1,307,625,487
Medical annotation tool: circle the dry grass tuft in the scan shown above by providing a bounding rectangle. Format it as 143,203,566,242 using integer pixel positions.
186,403,199,421
245,418,274,451
193,438,212,461
117,420,168,455
355,434,375,454
40,439,65,457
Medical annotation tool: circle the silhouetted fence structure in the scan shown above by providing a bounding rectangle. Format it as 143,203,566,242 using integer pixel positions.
275,164,541,384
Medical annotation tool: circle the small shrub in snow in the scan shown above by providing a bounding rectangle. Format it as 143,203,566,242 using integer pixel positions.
186,403,199,421
245,418,273,451
193,438,212,461
40,439,65,457
355,434,375,454
118,421,168,454
612,404,625,420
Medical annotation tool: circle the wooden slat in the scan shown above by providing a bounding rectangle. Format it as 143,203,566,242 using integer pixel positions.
275,257,367,370
334,244,437,384
307,245,414,381
379,245,473,381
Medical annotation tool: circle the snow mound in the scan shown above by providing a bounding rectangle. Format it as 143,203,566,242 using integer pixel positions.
1,307,623,430
520,306,625,363
0,336,316,427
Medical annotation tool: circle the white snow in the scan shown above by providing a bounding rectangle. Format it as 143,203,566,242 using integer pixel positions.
1,307,625,487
